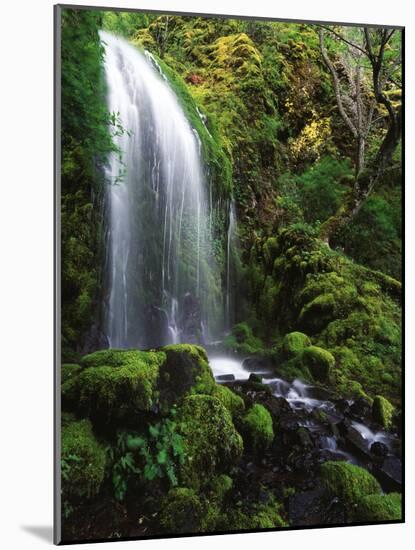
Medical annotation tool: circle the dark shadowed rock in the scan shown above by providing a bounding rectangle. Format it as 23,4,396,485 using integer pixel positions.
370,441,389,458
81,323,109,354
216,374,236,382
375,457,402,491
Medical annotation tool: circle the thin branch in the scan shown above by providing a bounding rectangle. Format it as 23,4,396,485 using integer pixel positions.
318,24,368,56
319,29,358,137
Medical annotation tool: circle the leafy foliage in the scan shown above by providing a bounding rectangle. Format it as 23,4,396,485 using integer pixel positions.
108,412,185,502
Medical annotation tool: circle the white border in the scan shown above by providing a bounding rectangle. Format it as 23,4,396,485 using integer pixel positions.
1,1,412,548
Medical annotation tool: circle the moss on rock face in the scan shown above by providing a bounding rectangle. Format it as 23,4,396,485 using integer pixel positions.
157,344,216,411
176,394,243,489
159,487,204,534
301,345,334,383
212,385,245,417
282,331,311,359
61,363,83,384
223,322,263,355
353,492,402,522
61,418,106,502
216,501,287,531
240,403,274,452
74,349,165,421
372,395,395,429
320,461,381,507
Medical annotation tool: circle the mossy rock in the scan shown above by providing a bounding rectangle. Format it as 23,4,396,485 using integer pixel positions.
223,322,263,355
157,344,216,411
353,492,402,522
372,395,394,429
302,345,334,383
240,403,274,453
176,395,243,489
74,349,165,421
61,363,83,384
61,418,106,502
212,384,245,417
216,502,287,531
61,364,84,408
282,331,311,359
159,487,204,534
320,461,381,507
208,474,233,503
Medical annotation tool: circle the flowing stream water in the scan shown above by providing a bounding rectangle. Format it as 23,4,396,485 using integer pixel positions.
209,355,397,465
100,32,222,348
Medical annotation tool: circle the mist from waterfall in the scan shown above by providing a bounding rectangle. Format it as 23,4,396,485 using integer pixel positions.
100,31,223,348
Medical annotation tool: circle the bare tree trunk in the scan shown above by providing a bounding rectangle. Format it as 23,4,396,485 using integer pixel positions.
319,106,402,243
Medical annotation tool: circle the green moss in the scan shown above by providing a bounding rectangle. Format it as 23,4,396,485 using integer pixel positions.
61,418,106,502
159,487,204,534
223,322,263,355
240,403,274,452
208,474,233,502
372,395,395,429
74,349,165,420
158,344,216,411
216,501,287,531
353,493,402,522
301,345,334,382
212,385,245,417
61,363,83,384
282,331,311,359
176,395,243,489
320,461,381,506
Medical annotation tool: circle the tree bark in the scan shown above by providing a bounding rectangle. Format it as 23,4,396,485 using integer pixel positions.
319,106,402,243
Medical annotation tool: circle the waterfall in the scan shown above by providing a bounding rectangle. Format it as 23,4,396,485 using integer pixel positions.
100,32,222,348
225,201,237,330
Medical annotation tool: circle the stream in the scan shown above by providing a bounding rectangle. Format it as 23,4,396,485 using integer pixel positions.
208,354,402,492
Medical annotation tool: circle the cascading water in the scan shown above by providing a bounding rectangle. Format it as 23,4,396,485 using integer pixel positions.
100,32,222,348
225,201,237,330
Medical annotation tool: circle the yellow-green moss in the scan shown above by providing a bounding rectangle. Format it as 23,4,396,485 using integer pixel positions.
61,418,106,501
212,385,245,417
302,345,334,382
75,349,165,420
240,403,274,452
320,461,381,506
176,395,243,489
282,331,311,359
159,487,204,534
372,395,395,429
353,492,402,522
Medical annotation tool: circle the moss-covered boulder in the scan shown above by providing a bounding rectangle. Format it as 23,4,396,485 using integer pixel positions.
157,344,216,411
372,395,395,429
353,492,402,522
302,346,334,383
282,331,311,359
176,395,243,489
212,385,245,417
61,364,84,408
61,418,106,502
62,345,218,421
73,349,165,421
159,487,204,534
216,501,287,531
223,322,263,355
240,403,274,452
320,461,381,506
